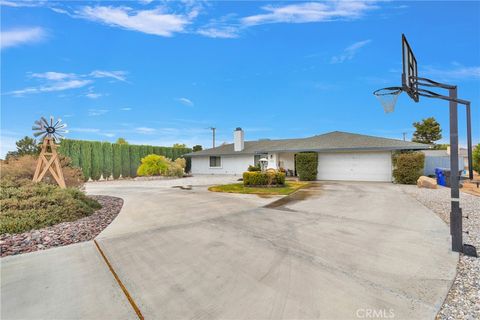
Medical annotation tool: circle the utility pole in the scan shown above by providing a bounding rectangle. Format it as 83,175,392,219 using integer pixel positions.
209,127,216,148
402,132,407,141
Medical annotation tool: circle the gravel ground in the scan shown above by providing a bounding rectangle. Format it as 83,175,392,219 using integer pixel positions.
0,195,122,258
401,185,480,319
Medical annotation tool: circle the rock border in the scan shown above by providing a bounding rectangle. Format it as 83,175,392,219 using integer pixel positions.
0,195,123,258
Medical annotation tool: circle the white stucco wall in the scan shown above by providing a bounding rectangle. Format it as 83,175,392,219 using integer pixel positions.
278,152,295,171
191,155,255,175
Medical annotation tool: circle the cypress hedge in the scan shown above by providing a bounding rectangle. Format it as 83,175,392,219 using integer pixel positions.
91,141,103,181
58,139,191,180
120,144,130,178
296,152,318,181
112,143,122,179
80,141,92,180
102,142,113,179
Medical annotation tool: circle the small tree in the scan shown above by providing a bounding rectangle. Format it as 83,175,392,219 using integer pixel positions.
80,141,92,180
5,136,40,159
173,143,186,148
91,141,103,180
102,142,113,179
412,117,442,145
116,137,128,145
112,143,122,179
120,144,130,177
473,143,480,173
192,145,203,152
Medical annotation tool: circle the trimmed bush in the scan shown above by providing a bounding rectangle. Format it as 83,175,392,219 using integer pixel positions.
243,171,286,187
112,143,122,179
473,143,480,173
248,164,261,172
91,141,103,181
129,145,141,177
0,179,101,234
296,152,318,181
392,152,425,184
102,142,113,179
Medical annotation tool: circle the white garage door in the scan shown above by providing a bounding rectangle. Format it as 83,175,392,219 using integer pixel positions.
317,152,392,182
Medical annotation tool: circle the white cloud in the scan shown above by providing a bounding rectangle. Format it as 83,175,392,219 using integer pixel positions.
1,27,46,49
423,65,480,81
88,109,109,116
135,127,156,134
242,1,377,26
0,0,47,7
102,133,116,138
8,70,127,97
78,5,197,37
10,79,92,96
177,97,194,106
197,26,239,39
330,39,372,64
85,92,103,99
120,107,132,111
31,71,76,80
90,70,127,82
70,128,101,133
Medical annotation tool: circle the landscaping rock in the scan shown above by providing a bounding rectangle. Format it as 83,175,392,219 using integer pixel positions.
0,196,123,258
417,176,437,189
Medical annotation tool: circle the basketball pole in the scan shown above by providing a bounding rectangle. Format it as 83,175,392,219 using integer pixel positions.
448,87,463,252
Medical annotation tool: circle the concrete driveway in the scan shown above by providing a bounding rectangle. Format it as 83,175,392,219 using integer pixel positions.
1,177,457,319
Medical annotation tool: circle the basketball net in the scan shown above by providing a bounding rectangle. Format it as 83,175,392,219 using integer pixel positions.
373,87,403,114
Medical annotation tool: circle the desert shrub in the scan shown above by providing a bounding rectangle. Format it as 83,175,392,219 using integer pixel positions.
102,142,113,179
112,143,121,179
248,164,261,172
1,154,84,188
137,155,170,176
0,179,101,234
243,171,285,187
296,152,318,181
392,152,425,184
91,141,103,181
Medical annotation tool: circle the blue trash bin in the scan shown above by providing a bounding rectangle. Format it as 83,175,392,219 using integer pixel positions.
435,168,446,186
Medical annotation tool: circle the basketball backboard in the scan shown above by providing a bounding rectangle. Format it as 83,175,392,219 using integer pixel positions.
402,34,419,102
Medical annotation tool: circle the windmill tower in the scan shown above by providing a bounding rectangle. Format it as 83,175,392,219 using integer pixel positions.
32,116,68,188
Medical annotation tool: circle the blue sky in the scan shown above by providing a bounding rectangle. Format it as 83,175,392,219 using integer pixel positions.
1,0,479,157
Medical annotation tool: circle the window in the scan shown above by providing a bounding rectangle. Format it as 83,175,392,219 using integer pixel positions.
254,153,267,166
209,156,221,167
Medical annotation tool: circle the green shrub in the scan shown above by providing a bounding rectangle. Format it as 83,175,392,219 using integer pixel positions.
91,141,103,181
120,144,130,178
0,179,101,234
102,142,113,179
129,145,141,177
473,143,480,173
296,152,318,181
248,164,261,172
112,143,121,179
392,152,425,184
137,154,170,176
243,171,285,186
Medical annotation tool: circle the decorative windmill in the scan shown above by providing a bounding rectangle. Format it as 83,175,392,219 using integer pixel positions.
32,116,68,188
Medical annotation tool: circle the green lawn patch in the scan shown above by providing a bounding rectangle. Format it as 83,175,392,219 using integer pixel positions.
0,179,101,234
208,181,309,195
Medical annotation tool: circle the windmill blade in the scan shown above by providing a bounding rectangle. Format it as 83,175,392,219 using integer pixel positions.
53,119,61,128
34,131,46,137
50,116,54,127
34,120,43,127
32,126,43,130
56,124,67,129
41,117,49,127
36,133,47,141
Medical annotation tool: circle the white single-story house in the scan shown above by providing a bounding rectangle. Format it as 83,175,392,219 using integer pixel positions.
422,148,469,176
186,128,430,182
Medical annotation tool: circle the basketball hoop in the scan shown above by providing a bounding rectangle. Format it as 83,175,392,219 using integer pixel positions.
373,87,403,113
